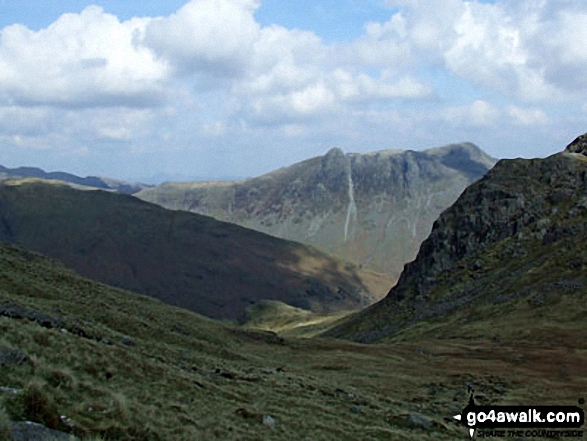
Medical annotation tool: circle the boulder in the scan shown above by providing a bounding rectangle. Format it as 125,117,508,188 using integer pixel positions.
10,421,76,441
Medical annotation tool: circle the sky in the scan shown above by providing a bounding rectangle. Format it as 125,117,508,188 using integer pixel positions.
0,0,586,182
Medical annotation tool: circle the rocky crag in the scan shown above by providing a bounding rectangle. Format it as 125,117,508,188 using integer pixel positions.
137,143,496,282
328,135,587,342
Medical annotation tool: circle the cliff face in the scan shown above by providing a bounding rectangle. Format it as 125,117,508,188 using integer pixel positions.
137,143,496,281
328,135,587,342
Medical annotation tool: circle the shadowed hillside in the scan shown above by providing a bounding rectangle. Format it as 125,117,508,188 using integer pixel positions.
137,143,496,282
0,181,389,322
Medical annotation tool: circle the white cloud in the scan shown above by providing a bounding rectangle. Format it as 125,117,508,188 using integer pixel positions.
91,109,155,141
143,0,260,79
0,106,55,135
230,22,431,124
332,71,430,103
237,25,326,96
444,100,500,127
373,0,587,101
201,121,225,136
507,105,549,126
1,0,586,178
0,6,169,108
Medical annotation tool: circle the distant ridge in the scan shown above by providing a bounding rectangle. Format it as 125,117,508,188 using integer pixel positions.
0,164,150,194
137,142,497,281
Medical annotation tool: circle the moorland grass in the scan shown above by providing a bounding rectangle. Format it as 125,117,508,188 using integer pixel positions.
0,243,585,440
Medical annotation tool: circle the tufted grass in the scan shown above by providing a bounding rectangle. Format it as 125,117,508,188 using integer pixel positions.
0,243,584,440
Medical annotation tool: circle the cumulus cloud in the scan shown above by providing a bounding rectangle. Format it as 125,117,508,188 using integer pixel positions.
506,105,550,126
90,108,155,141
232,22,431,124
377,0,587,101
143,0,261,79
0,6,169,108
1,0,586,178
0,106,56,135
443,100,500,127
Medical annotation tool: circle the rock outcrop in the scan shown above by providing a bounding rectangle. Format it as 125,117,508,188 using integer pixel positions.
566,133,587,155
328,135,587,342
10,421,77,441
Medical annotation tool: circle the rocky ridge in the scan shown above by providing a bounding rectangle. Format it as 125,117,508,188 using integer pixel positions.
137,143,496,281
327,135,587,342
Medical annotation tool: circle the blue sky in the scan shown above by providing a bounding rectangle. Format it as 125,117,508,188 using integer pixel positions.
0,0,586,182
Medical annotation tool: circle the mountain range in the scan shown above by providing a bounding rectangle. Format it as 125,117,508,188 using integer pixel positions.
0,165,150,194
137,143,496,281
328,134,587,343
0,135,585,440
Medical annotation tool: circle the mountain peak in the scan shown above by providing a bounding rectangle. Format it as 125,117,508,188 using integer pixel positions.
566,133,587,155
324,146,345,159
327,138,587,342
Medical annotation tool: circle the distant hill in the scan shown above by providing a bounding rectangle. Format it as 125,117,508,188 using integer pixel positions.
327,134,587,343
0,181,388,322
136,143,496,282
0,164,150,194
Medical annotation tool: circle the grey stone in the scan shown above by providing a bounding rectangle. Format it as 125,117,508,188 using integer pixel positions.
405,412,433,430
0,303,62,329
328,142,587,342
262,415,275,427
121,336,135,347
10,421,77,441
0,348,27,367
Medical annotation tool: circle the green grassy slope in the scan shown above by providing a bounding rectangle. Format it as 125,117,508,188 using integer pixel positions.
0,181,388,322
1,243,585,440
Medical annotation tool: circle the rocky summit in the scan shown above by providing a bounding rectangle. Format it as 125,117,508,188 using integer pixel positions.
566,133,587,155
137,143,496,282
328,134,587,342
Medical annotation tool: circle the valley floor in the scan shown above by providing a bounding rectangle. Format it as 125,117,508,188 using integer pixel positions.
0,244,585,440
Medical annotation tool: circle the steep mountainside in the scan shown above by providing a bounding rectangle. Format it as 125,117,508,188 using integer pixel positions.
1,219,585,440
0,181,387,322
137,143,496,281
0,164,150,194
328,135,587,342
